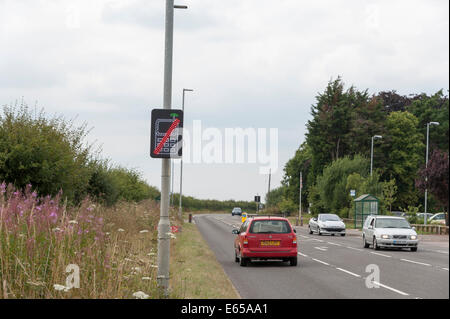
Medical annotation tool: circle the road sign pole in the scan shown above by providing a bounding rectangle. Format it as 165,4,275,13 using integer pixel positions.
157,0,174,296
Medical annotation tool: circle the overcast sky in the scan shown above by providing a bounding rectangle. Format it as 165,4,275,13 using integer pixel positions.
0,0,448,201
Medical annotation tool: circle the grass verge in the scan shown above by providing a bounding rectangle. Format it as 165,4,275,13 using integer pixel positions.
170,221,240,299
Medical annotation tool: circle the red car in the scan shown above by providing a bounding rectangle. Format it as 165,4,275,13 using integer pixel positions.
232,216,298,267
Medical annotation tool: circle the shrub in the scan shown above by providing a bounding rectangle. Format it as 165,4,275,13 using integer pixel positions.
0,102,93,203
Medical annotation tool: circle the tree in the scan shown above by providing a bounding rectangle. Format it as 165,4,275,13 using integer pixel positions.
282,142,312,210
265,186,286,208
407,90,449,153
306,77,355,179
0,102,93,202
381,111,424,208
311,155,370,217
382,177,397,213
416,149,449,225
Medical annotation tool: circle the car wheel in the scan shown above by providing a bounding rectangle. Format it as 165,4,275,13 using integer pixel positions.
341,233,345,237
309,226,313,234
234,250,239,262
373,237,380,250
411,247,418,252
289,257,298,266
363,235,370,248
318,227,322,236
239,256,248,267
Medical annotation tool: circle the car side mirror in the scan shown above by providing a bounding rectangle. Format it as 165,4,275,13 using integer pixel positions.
368,225,373,229
232,229,240,235
293,229,297,233
412,226,416,231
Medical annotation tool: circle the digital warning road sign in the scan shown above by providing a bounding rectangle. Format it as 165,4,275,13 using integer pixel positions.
150,109,183,158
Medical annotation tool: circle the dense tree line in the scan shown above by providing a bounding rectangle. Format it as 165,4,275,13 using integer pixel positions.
267,78,449,224
170,193,257,212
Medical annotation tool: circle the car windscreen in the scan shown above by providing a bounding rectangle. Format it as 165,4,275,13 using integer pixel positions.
319,214,340,221
233,208,242,212
249,220,291,234
375,218,411,229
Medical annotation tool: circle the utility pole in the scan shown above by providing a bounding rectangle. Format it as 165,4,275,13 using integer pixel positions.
157,0,187,296
370,135,382,176
179,88,193,219
267,168,271,197
424,121,439,225
298,172,303,226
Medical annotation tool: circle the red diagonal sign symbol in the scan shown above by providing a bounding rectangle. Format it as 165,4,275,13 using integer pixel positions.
153,118,181,155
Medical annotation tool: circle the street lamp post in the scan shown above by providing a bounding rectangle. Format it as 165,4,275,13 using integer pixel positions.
178,88,193,219
424,121,439,225
157,0,187,296
370,135,382,176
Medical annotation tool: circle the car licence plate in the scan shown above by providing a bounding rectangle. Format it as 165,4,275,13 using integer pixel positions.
393,240,406,245
260,240,280,246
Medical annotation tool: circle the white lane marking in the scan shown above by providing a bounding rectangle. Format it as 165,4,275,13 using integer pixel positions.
299,235,310,239
400,259,431,267
336,268,361,278
372,281,409,296
327,242,342,246
298,252,308,257
311,239,324,242
442,268,449,271
346,246,363,252
312,258,330,266
370,252,392,258
314,246,328,251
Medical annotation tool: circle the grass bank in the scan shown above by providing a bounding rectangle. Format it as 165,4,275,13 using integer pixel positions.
170,219,240,299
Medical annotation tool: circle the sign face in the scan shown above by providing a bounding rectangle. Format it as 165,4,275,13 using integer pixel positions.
241,212,247,223
350,189,356,197
150,109,183,158
254,195,261,202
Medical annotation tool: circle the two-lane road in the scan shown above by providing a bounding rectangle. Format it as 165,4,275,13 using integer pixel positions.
194,214,449,299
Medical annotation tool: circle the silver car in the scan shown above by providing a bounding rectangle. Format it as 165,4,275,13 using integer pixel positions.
362,215,418,251
308,214,346,236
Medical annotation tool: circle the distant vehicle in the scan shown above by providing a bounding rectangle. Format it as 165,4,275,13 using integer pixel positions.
429,213,446,225
232,216,298,266
416,213,433,220
308,214,346,236
231,207,242,216
362,215,418,251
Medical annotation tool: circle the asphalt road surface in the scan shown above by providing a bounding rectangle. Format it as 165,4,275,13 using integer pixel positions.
194,214,449,299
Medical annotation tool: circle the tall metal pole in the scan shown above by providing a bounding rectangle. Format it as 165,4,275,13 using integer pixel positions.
424,123,430,225
370,135,382,176
424,122,439,225
370,136,374,176
157,0,174,296
299,171,303,226
179,88,193,219
267,168,271,196
170,160,174,207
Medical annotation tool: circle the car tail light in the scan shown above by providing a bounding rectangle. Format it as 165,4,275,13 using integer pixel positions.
292,236,297,246
243,236,248,247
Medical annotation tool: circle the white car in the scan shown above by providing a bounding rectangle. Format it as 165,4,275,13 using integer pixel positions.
309,214,346,236
362,215,418,251
429,213,446,225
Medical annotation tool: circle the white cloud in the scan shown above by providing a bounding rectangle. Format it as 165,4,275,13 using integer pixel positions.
0,0,448,200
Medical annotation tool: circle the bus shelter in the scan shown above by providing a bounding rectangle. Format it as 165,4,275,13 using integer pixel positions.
354,194,379,229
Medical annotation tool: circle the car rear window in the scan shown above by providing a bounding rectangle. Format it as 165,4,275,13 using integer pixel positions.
249,220,291,234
